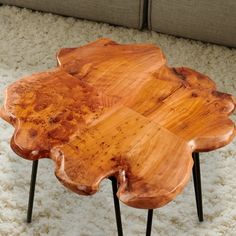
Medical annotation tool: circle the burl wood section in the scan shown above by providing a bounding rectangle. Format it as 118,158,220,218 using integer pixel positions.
1,39,235,209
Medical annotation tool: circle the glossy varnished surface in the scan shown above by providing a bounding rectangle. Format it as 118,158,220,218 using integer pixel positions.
1,39,235,209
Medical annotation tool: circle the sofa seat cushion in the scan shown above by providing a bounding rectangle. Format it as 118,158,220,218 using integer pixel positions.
0,0,144,29
148,0,236,47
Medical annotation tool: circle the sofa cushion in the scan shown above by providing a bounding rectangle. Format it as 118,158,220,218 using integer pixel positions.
0,0,144,29
148,0,236,47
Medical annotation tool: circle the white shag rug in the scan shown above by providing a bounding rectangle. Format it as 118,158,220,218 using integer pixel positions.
0,5,236,236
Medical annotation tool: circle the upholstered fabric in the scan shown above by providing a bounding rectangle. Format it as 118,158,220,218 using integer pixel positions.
0,0,144,29
1,0,235,47
148,0,236,47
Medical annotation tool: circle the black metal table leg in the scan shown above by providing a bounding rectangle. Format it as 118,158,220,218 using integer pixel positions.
192,152,203,222
146,209,153,236
110,177,123,236
27,160,38,223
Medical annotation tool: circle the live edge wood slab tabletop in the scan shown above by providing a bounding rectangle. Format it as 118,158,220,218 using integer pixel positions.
0,38,235,209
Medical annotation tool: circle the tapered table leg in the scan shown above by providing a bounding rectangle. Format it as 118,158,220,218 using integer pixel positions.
110,177,123,236
192,152,203,222
27,160,38,223
146,209,153,236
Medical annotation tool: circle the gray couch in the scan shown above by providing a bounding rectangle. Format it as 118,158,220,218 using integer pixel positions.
148,0,236,48
1,0,236,47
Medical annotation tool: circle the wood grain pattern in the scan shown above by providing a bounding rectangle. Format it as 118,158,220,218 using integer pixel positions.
1,39,235,209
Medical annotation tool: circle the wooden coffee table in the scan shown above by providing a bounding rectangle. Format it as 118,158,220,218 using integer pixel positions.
1,39,235,235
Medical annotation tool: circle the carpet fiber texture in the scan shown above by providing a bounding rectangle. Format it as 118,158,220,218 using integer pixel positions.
0,5,235,236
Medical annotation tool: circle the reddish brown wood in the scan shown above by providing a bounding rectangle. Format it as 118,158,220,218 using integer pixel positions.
1,39,235,209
